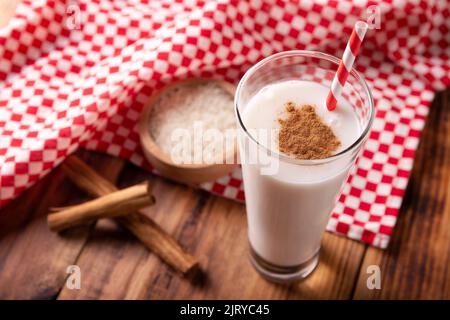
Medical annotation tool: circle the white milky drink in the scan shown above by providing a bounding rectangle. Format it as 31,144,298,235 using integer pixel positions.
239,80,361,272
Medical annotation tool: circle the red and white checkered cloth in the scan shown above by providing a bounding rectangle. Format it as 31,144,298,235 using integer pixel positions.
0,0,448,248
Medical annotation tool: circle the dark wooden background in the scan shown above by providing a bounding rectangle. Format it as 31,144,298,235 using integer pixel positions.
0,2,449,299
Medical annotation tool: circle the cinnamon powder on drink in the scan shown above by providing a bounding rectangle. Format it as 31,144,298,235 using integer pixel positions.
278,102,341,160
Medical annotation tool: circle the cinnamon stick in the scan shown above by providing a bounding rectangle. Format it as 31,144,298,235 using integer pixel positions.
48,182,154,231
59,156,199,276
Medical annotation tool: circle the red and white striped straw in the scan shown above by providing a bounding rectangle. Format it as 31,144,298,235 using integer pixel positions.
326,21,368,111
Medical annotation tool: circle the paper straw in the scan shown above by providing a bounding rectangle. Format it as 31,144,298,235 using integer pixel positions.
326,21,368,111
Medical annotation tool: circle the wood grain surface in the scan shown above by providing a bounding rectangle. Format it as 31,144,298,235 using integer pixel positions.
0,2,449,300
1,89,448,299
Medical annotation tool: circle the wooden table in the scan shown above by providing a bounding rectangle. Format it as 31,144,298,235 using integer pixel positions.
1,2,449,300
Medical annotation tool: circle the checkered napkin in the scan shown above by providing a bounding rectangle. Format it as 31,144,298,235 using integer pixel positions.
0,0,448,248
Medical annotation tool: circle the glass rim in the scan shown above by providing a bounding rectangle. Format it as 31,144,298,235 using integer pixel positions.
234,50,375,166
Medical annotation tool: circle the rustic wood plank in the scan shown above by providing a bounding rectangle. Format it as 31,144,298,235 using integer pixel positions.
0,151,124,299
0,169,58,236
353,89,450,299
144,196,365,300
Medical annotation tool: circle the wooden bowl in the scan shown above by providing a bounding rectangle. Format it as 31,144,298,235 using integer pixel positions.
139,78,238,184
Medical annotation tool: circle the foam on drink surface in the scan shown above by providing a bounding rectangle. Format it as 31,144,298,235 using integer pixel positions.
243,80,361,157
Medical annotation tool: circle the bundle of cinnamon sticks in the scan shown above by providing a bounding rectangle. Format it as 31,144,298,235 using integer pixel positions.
47,156,199,277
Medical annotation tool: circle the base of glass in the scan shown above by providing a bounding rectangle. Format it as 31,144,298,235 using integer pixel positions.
249,245,319,284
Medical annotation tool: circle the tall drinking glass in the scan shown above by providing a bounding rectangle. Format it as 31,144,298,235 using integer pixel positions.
235,51,374,283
